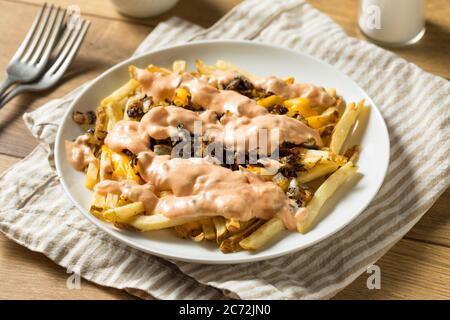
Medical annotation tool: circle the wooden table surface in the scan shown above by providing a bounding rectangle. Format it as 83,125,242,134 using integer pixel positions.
0,0,449,300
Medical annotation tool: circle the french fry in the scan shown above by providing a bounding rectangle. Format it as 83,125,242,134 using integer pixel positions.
128,214,200,231
345,145,361,164
239,217,285,250
105,193,119,210
172,60,187,74
297,162,358,233
246,166,275,181
174,221,202,238
99,146,113,181
200,219,216,241
299,148,347,167
94,106,107,140
212,216,228,243
225,218,240,233
110,150,140,182
326,87,337,97
272,172,289,191
284,76,295,85
173,87,191,107
219,220,265,253
195,59,215,75
330,102,361,154
90,192,106,218
306,107,339,129
129,65,170,80
105,102,124,131
284,98,317,118
335,97,346,116
215,60,259,81
257,95,283,107
102,79,140,106
85,161,99,190
298,150,323,170
297,160,340,183
191,232,205,242
103,201,145,223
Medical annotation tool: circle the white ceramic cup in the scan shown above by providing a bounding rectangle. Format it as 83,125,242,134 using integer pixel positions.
359,0,426,47
110,0,179,18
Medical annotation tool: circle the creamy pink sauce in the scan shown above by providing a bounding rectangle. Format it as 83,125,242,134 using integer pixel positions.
95,154,300,230
94,179,158,213
67,68,335,229
65,134,98,171
137,69,265,118
255,76,336,106
106,105,321,155
201,69,239,87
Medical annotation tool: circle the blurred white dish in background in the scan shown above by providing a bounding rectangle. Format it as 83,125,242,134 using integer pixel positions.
110,0,179,18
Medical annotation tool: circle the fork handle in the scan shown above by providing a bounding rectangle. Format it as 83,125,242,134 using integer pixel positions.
0,83,24,109
0,77,16,99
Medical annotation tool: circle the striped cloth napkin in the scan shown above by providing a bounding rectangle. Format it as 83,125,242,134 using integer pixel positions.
1,0,449,300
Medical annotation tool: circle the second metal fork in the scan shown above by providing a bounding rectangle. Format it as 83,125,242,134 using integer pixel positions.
0,3,66,97
0,18,90,108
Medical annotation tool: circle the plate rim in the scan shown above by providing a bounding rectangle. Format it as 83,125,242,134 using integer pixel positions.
55,39,390,264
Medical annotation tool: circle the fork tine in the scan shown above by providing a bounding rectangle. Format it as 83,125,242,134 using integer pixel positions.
21,4,54,62
47,25,79,74
29,6,64,65
11,3,47,61
52,20,74,58
32,8,66,66
49,20,90,76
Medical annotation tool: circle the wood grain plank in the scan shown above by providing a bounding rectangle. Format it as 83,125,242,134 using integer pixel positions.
333,239,450,299
0,153,20,173
308,0,450,79
0,155,136,299
11,0,450,78
406,189,450,247
4,0,241,28
0,234,135,299
1,232,448,299
0,1,153,157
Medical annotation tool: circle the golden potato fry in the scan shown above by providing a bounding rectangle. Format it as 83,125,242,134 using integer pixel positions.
102,79,139,106
297,160,340,183
225,218,240,233
90,192,106,218
215,59,259,81
219,220,265,253
128,214,199,231
306,107,339,129
297,162,358,233
172,60,187,74
212,216,228,243
239,217,285,250
201,219,216,241
174,221,202,238
103,201,145,223
330,102,362,154
257,95,284,107
345,145,361,164
85,161,99,190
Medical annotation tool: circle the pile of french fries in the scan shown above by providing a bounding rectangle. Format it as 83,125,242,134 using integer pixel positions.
75,60,368,253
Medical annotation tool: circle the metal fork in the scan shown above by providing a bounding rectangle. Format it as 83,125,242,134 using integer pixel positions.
0,3,66,97
0,18,90,108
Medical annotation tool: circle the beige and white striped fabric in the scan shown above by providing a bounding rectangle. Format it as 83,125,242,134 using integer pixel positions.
0,0,449,299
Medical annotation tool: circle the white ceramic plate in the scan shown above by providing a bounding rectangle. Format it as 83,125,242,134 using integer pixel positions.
55,41,390,264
